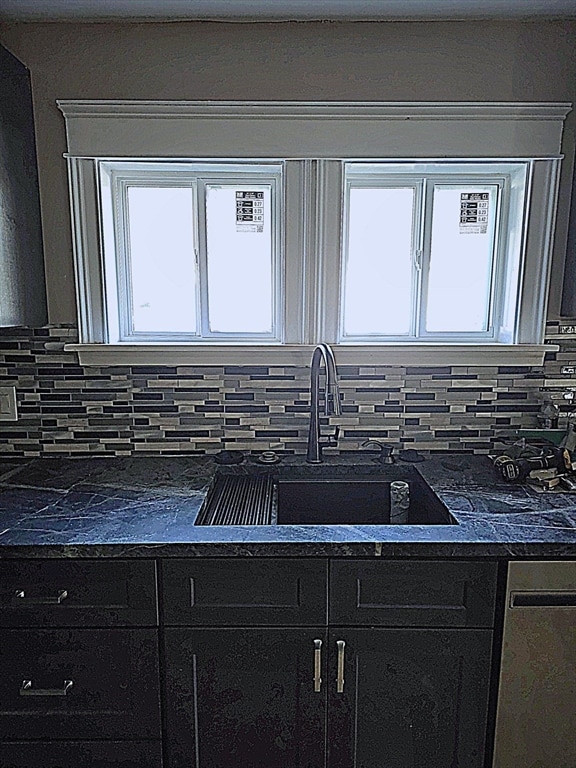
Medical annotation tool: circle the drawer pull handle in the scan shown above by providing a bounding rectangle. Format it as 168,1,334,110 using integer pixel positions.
13,589,68,606
510,590,576,608
20,679,73,697
336,639,345,694
313,639,322,692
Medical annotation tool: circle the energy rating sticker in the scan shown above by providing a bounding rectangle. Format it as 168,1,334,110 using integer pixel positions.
236,191,264,233
460,192,489,235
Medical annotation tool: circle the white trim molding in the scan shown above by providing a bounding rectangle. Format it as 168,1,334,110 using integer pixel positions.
58,100,571,362
58,100,571,159
66,342,556,367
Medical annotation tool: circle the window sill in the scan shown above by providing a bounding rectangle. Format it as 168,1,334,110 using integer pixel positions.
65,343,556,368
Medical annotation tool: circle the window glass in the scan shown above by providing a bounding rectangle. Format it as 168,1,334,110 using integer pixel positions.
126,185,197,334
342,186,415,336
340,166,511,342
205,184,274,334
425,185,498,333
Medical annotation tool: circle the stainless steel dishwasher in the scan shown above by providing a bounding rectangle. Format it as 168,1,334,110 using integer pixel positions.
492,561,576,768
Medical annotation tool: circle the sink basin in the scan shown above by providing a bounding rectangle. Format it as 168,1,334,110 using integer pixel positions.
196,471,456,526
277,477,453,525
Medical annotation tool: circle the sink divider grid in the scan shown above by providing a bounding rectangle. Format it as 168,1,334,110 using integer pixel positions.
196,475,274,526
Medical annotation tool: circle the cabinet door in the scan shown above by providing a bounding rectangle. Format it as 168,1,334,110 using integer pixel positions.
0,629,161,740
327,628,493,768
0,741,163,768
164,628,325,768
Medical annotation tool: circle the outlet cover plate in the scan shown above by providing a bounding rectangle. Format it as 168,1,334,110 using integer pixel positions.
0,387,18,421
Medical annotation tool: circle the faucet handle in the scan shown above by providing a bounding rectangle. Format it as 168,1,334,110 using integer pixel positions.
320,425,340,448
362,440,395,464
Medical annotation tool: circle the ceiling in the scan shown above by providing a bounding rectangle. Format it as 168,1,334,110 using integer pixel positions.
1,0,575,22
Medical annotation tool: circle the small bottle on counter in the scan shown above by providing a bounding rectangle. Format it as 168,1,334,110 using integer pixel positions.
537,399,560,429
390,480,410,524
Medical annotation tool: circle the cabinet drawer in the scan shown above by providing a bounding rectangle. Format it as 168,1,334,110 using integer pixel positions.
162,558,327,626
0,629,161,740
0,741,163,768
0,560,158,627
330,560,497,627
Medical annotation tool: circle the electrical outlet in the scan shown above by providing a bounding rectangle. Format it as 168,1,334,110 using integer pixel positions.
0,387,18,421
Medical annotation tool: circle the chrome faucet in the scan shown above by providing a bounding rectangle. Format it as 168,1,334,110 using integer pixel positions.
306,343,341,464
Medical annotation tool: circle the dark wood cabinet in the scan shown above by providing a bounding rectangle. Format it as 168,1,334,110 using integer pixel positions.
164,625,493,768
0,559,162,767
162,558,328,767
0,556,497,767
164,628,325,768
162,558,497,768
162,558,327,626
330,559,497,627
0,559,158,627
326,629,492,768
0,628,161,740
0,741,163,768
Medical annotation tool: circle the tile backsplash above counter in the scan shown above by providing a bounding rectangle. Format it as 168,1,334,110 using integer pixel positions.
1,324,575,458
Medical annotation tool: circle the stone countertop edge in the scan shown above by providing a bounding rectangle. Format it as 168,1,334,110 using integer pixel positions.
0,454,575,558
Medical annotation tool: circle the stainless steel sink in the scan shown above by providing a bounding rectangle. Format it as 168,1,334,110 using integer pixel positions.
196,471,456,526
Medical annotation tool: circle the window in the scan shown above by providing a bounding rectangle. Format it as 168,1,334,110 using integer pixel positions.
58,101,570,365
99,162,282,342
340,162,528,343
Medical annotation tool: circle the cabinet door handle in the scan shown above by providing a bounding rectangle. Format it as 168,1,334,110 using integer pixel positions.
336,639,345,693
20,679,73,697
313,639,322,692
12,589,68,606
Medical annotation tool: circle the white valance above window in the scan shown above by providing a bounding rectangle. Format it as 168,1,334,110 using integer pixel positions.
58,100,571,159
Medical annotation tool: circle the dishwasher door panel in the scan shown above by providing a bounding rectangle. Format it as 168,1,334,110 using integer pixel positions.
492,561,576,768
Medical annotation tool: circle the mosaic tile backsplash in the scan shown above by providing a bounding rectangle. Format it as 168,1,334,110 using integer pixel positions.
1,325,575,457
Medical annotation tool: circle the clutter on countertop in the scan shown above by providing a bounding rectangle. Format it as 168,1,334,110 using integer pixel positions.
492,413,576,491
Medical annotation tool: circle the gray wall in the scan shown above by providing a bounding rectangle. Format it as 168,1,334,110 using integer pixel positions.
0,44,47,327
0,20,575,323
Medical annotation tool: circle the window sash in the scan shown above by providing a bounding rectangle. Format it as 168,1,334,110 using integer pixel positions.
99,161,283,343
338,162,529,344
418,178,503,341
340,178,423,339
119,179,199,340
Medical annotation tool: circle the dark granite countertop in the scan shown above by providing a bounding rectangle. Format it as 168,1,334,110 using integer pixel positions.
1,454,576,558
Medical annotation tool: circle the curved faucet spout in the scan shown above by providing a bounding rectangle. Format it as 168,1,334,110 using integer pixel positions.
306,344,341,464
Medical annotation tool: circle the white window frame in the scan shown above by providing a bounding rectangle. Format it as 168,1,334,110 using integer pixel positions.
99,160,284,343
338,161,529,344
58,100,571,366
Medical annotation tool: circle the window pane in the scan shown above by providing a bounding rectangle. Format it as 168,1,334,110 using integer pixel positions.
205,185,274,334
343,186,415,336
426,185,498,333
126,186,197,333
